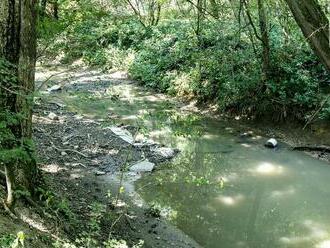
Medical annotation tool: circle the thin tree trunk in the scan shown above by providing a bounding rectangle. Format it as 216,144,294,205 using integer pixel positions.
53,0,58,19
284,0,330,71
196,0,203,38
257,0,271,81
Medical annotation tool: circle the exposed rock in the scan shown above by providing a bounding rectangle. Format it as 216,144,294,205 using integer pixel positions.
240,131,253,138
48,112,59,120
133,140,157,149
47,84,62,92
50,101,66,108
130,160,155,172
109,126,134,144
95,170,106,176
265,138,278,148
153,147,178,159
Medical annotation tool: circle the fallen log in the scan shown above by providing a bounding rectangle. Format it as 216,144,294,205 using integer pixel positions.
293,145,330,153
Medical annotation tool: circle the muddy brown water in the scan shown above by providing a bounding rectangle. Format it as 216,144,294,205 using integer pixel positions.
37,67,330,248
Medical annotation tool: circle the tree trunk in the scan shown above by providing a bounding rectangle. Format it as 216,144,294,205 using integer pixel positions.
257,0,271,81
52,0,58,19
284,0,330,71
0,0,38,208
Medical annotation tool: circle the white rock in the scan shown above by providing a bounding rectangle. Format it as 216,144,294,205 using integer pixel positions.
95,170,106,176
109,126,134,144
153,147,176,159
61,151,67,156
265,138,278,148
48,112,59,120
130,160,155,172
47,84,62,92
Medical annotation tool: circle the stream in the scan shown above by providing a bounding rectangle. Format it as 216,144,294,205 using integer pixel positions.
137,120,330,248
38,67,330,248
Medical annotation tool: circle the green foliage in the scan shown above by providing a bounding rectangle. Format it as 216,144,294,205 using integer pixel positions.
128,20,329,120
0,59,36,169
0,234,16,248
38,1,330,122
0,232,25,248
320,99,330,120
36,187,74,220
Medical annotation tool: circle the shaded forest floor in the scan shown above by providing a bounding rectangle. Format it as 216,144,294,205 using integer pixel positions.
1,63,329,247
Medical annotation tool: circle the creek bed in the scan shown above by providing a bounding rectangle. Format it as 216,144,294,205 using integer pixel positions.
37,66,330,248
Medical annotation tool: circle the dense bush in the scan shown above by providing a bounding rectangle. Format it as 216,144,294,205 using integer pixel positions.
39,2,330,121
128,20,328,120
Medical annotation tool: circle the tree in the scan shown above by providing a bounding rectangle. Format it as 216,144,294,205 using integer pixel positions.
285,0,330,71
0,0,38,209
52,0,59,19
257,0,271,81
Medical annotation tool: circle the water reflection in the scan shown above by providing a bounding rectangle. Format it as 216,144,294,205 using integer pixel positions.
136,121,330,248
252,162,285,176
216,194,245,206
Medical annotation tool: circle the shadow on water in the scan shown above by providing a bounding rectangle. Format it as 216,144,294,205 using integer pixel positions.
41,72,330,248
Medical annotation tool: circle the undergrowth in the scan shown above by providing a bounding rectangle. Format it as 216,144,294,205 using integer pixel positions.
38,1,330,122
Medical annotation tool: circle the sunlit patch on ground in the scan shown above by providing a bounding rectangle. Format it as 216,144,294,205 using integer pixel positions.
69,168,85,179
109,71,128,79
20,214,52,235
41,163,67,173
251,135,262,140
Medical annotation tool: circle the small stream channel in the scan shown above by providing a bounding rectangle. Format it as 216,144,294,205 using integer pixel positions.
137,119,330,248
38,68,330,248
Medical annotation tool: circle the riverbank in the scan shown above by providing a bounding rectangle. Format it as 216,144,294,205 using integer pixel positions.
1,64,202,247
1,64,329,247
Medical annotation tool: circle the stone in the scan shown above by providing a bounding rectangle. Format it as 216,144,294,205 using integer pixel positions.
48,112,59,120
265,138,278,148
130,160,155,172
95,170,106,176
50,101,66,108
240,131,253,138
47,84,62,92
153,147,177,159
109,126,134,144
